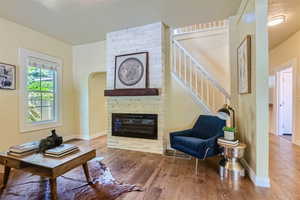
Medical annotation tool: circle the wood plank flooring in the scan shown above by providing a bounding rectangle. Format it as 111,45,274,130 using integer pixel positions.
1,134,298,199
279,134,292,142
69,134,299,200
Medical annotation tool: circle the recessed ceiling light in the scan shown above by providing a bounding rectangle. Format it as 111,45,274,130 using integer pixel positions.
33,0,59,10
268,15,286,27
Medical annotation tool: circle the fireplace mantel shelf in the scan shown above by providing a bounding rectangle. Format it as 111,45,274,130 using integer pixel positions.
104,88,159,96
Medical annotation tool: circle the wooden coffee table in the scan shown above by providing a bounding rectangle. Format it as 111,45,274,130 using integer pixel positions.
0,146,96,200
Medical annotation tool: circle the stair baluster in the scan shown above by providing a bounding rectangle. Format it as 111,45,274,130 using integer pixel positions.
172,39,230,113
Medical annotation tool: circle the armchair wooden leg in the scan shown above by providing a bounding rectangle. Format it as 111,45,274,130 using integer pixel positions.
195,158,198,175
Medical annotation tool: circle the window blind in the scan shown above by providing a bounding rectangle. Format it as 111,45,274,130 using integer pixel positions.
28,56,59,70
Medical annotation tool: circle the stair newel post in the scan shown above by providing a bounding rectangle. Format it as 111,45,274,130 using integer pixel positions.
195,68,198,96
216,93,220,109
225,96,229,105
212,86,215,112
180,50,184,80
178,48,182,79
206,78,210,108
190,57,193,89
195,65,197,93
173,42,177,74
191,62,194,91
200,71,204,100
184,53,187,84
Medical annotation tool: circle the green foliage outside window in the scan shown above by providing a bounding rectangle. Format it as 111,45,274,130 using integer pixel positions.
27,66,56,122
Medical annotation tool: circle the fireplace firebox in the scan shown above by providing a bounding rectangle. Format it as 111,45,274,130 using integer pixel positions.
112,113,158,140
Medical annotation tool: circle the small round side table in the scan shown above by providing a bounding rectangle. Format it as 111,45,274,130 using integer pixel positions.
218,142,247,180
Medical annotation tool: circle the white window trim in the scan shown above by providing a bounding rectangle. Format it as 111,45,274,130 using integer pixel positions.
19,48,63,132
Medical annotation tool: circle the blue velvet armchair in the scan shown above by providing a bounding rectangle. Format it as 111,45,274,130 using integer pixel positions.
170,115,225,161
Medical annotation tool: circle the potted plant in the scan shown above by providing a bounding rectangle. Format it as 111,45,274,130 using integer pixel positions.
223,127,237,141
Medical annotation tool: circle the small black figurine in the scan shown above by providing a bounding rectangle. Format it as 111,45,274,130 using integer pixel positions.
38,129,63,153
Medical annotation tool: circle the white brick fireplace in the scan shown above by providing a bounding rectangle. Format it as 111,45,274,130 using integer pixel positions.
106,22,169,154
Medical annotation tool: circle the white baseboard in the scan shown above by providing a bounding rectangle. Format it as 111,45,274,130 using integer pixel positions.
90,132,107,139
80,132,107,140
293,140,300,146
64,134,81,142
241,159,270,188
63,132,107,141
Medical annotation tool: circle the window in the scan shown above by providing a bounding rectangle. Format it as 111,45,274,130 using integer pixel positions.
19,49,62,132
27,58,57,122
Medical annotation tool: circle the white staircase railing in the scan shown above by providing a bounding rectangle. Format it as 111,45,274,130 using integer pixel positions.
172,39,230,113
173,20,228,35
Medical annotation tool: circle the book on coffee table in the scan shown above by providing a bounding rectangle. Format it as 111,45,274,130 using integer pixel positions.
9,141,39,153
44,148,79,158
8,149,38,157
44,144,79,158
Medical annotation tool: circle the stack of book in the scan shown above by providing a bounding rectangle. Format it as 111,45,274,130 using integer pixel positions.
218,137,239,146
8,141,39,157
44,144,79,158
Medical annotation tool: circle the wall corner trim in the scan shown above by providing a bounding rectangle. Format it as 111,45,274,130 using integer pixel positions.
241,159,271,188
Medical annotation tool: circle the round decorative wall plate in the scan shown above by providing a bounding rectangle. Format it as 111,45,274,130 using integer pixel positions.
118,58,144,86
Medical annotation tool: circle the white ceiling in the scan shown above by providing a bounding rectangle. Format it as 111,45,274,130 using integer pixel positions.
0,0,241,45
269,0,300,49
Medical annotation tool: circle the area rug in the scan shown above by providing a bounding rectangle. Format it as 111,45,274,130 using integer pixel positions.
0,157,142,200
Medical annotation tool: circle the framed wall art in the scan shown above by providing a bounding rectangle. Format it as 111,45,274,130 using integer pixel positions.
0,62,16,90
237,35,251,94
114,52,148,89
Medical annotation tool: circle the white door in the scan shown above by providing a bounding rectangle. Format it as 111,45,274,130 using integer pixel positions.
278,67,293,135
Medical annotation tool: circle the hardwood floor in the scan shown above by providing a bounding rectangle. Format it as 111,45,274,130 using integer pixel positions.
280,134,292,142
1,134,298,199
69,134,300,200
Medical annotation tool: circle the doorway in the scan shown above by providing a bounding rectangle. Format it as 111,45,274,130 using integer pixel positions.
88,72,107,139
276,67,293,141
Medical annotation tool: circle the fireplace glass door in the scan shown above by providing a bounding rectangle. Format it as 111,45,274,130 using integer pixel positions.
112,113,158,139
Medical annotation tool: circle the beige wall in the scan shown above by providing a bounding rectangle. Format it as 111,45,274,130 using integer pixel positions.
0,17,76,151
72,41,106,139
89,72,107,138
165,75,205,134
269,30,300,145
229,0,269,186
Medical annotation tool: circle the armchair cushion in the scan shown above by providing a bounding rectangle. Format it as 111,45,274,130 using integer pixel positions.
172,136,207,152
170,129,193,140
192,115,225,139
